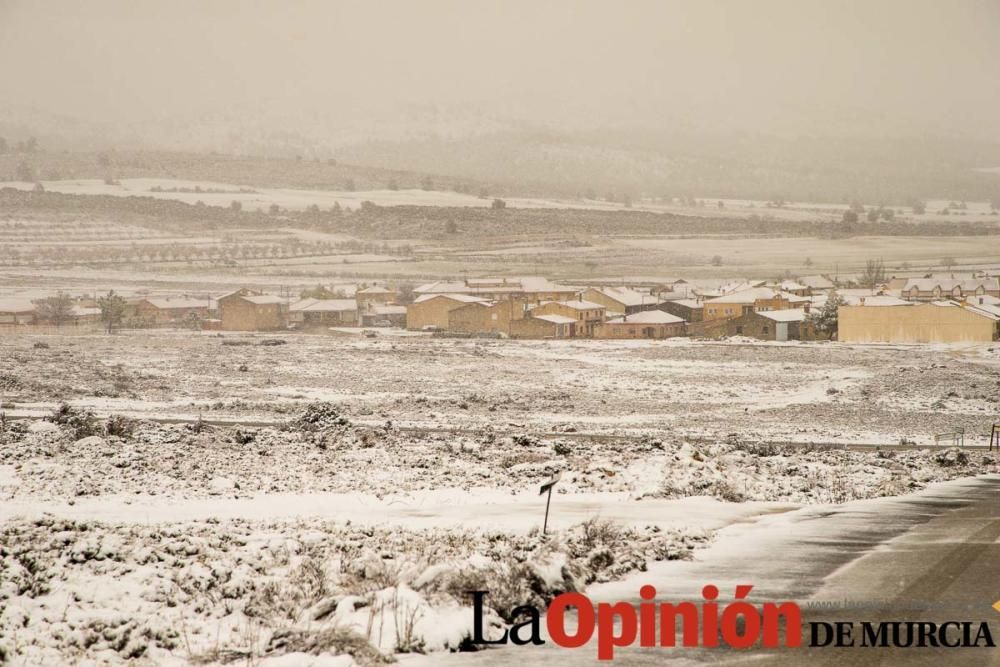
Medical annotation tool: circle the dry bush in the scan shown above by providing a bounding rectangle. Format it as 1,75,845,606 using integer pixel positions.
104,414,135,439
265,627,393,666
49,402,99,439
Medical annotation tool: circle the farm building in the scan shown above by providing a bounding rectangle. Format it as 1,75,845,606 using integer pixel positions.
407,294,489,330
0,298,36,325
657,298,704,322
134,297,214,326
839,301,999,343
218,291,288,331
900,278,1000,302
289,298,358,328
530,300,606,337
581,287,659,316
594,310,686,339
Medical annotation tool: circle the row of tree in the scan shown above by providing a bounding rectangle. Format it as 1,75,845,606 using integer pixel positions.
34,291,127,334
0,136,38,155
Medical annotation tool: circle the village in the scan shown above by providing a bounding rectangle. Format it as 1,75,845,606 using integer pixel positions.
3,271,1000,344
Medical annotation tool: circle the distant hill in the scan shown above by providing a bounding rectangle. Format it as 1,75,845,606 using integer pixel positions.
0,150,485,195
334,129,1000,205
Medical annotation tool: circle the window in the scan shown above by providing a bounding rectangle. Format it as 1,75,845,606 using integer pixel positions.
762,326,769,335
736,326,743,334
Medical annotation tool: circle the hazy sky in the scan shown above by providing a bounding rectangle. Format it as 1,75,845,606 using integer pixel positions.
1,0,998,141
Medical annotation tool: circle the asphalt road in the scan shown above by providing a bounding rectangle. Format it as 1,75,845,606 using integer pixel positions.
428,474,1000,666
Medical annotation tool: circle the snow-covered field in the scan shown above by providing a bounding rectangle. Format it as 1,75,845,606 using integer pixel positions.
5,178,997,222
1,331,998,664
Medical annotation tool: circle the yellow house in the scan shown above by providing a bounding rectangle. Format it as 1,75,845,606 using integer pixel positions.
839,301,999,343
531,300,606,337
448,300,516,334
406,294,488,330
703,287,808,321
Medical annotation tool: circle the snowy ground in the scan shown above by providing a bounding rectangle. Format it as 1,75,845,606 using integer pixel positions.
1,331,998,664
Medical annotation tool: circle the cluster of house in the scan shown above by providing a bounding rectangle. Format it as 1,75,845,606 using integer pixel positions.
404,276,827,340
3,272,999,343
0,286,405,332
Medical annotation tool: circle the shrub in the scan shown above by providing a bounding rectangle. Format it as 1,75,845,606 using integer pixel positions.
292,402,350,431
49,402,99,439
104,414,135,439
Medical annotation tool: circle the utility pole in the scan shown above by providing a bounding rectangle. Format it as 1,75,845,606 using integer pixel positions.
539,472,561,535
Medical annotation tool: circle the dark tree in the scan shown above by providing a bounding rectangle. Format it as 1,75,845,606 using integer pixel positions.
396,283,416,305
807,291,845,340
98,290,127,334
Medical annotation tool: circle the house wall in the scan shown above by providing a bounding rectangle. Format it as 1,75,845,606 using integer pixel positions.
302,310,357,327
753,296,796,312
509,316,566,338
219,297,286,331
839,304,997,343
407,297,475,330
594,321,686,339
703,301,751,321
135,303,210,326
448,301,519,334
686,312,811,340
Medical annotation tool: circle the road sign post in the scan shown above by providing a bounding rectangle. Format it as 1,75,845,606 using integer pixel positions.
539,471,562,535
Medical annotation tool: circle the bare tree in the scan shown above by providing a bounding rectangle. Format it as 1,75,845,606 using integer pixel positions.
859,258,886,289
35,292,74,326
